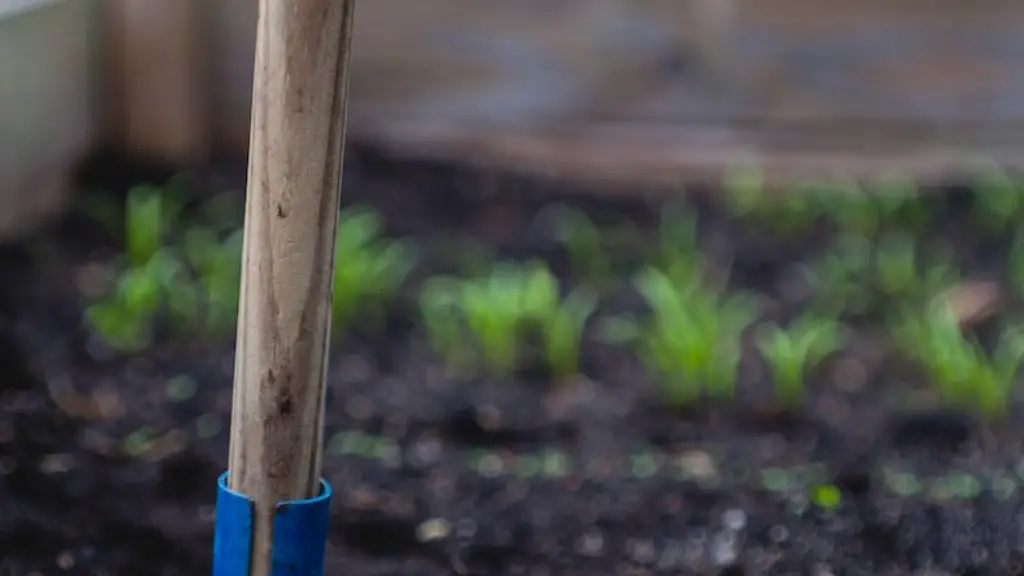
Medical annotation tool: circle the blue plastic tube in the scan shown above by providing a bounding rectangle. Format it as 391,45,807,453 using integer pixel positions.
212,472,333,576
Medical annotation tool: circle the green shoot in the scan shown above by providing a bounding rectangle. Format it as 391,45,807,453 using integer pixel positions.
604,267,760,407
823,178,879,237
331,206,417,334
420,262,597,379
874,231,958,309
420,277,472,373
460,262,530,375
539,204,612,291
724,164,821,238
971,161,1024,237
810,484,842,510
891,303,1024,420
655,201,706,287
872,172,927,233
755,315,847,408
84,249,185,353
806,233,873,317
1009,224,1024,297
183,228,244,339
125,184,182,268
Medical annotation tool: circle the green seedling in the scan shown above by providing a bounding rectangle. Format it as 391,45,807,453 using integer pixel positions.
971,161,1024,237
810,231,957,318
755,314,847,408
875,231,921,298
724,164,821,238
929,473,982,501
539,204,612,291
810,484,842,510
602,266,760,406
125,184,183,267
871,172,928,233
165,374,198,402
892,303,1024,420
84,249,185,353
538,448,572,479
630,450,660,478
883,469,922,497
183,227,244,339
654,201,706,285
823,178,879,237
875,232,958,312
420,277,473,373
806,233,874,316
123,426,160,458
421,262,597,379
332,206,417,334
1009,224,1024,296
760,468,793,493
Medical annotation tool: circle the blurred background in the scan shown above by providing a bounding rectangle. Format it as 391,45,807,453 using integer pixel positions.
5,0,1024,239
9,1,1024,574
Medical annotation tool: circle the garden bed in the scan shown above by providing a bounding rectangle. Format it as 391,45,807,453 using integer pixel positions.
4,146,1024,575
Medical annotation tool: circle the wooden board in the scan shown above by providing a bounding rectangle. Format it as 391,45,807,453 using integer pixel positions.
200,0,1024,187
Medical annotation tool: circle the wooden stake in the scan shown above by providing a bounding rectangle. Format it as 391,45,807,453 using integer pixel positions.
227,1,355,574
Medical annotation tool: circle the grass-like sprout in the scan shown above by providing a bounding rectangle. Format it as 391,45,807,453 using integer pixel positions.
891,303,1024,420
823,174,925,238
124,184,183,267
419,261,597,379
810,231,958,318
83,183,186,353
1009,224,1024,297
755,314,848,408
823,178,879,237
331,206,417,334
654,201,706,286
806,233,874,317
724,164,821,238
874,231,958,305
602,266,760,407
538,204,612,291
84,249,185,353
871,172,928,234
182,227,243,339
971,161,1024,237
86,187,410,351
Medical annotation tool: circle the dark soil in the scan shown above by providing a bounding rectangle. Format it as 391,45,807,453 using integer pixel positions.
4,145,1024,575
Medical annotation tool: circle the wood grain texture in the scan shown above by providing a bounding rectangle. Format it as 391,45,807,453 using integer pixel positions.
226,1,355,574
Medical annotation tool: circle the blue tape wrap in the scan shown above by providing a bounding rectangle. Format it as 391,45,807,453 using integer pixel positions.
212,471,333,576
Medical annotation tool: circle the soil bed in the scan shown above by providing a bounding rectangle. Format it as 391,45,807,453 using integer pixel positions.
3,146,1024,575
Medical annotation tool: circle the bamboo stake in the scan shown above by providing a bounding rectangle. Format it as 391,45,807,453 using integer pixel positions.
226,1,356,574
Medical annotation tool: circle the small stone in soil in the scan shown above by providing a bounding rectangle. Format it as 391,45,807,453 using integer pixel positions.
676,450,718,483
709,530,739,567
56,551,75,570
769,525,789,543
409,437,443,467
657,541,685,570
626,538,656,565
416,518,451,542
575,530,605,557
721,508,747,532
